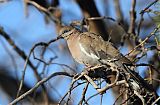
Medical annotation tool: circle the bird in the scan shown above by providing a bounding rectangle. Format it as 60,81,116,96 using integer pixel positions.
59,26,131,67
58,26,157,94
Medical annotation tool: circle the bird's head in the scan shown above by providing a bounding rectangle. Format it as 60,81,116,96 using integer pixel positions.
59,26,75,39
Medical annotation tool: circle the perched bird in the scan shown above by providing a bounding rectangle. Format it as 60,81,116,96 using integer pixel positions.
59,26,131,67
58,26,157,95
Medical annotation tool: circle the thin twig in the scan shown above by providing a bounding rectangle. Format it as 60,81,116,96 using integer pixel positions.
113,90,126,105
58,81,86,105
152,78,160,82
0,38,19,80
78,82,89,105
84,92,99,104
9,72,73,105
137,0,159,36
96,70,119,93
134,90,145,105
127,25,160,55
152,96,160,105
58,72,87,104
86,16,127,34
0,26,48,101
113,0,124,23
128,0,136,35
26,0,60,24
120,94,134,105
17,36,61,97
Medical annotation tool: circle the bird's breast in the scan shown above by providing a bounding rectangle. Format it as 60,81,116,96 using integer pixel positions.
67,35,100,65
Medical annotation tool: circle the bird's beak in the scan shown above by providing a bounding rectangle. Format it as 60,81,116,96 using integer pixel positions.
57,34,64,39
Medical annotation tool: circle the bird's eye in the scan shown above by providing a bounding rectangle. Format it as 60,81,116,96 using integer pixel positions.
62,30,71,34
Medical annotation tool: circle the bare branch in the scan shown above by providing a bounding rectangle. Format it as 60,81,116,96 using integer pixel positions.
26,0,60,24
128,0,136,35
127,25,160,55
137,0,159,36
9,72,73,105
152,97,160,105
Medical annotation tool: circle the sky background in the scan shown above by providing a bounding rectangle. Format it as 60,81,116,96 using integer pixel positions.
0,0,159,105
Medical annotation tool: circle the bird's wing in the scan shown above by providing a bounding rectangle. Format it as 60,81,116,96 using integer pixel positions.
79,32,130,63
79,32,158,95
78,32,107,60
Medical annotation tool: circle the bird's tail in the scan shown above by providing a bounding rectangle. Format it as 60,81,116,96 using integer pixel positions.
123,64,160,104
